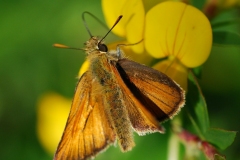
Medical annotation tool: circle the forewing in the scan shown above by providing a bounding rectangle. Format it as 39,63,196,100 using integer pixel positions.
110,63,165,135
54,72,116,160
117,59,185,122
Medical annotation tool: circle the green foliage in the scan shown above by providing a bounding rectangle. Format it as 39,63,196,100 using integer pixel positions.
185,71,237,159
213,31,240,46
181,6,240,159
205,128,236,150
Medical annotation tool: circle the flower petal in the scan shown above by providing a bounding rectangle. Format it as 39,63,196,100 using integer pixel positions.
153,57,188,91
145,1,212,68
78,60,89,77
102,0,145,53
37,93,71,154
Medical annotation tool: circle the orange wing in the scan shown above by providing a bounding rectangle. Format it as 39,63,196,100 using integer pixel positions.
111,59,184,135
54,72,116,160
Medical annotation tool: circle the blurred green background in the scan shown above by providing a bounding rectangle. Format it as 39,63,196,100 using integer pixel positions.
0,0,239,160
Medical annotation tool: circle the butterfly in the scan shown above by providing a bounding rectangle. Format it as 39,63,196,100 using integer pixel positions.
53,14,185,160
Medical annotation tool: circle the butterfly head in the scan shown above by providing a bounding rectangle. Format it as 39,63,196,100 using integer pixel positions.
85,36,108,55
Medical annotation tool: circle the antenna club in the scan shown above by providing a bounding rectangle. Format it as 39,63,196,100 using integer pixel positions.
53,44,69,48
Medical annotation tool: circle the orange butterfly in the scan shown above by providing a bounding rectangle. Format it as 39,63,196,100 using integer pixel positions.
54,15,185,160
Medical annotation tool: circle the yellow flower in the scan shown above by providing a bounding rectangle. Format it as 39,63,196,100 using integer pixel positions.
145,1,212,90
37,92,71,154
101,0,212,91
102,0,145,53
145,2,212,67
79,60,90,77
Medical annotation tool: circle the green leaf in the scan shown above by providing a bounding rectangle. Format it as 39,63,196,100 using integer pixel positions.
211,18,240,29
188,71,210,133
187,113,204,138
195,97,209,133
192,66,202,79
213,31,240,47
204,128,237,150
211,8,240,31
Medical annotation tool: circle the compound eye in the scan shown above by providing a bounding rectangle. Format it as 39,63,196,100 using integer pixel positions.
98,43,108,52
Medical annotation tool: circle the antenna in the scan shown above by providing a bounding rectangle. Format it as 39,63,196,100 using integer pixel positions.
82,11,93,37
99,15,123,44
82,11,110,37
54,13,123,51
